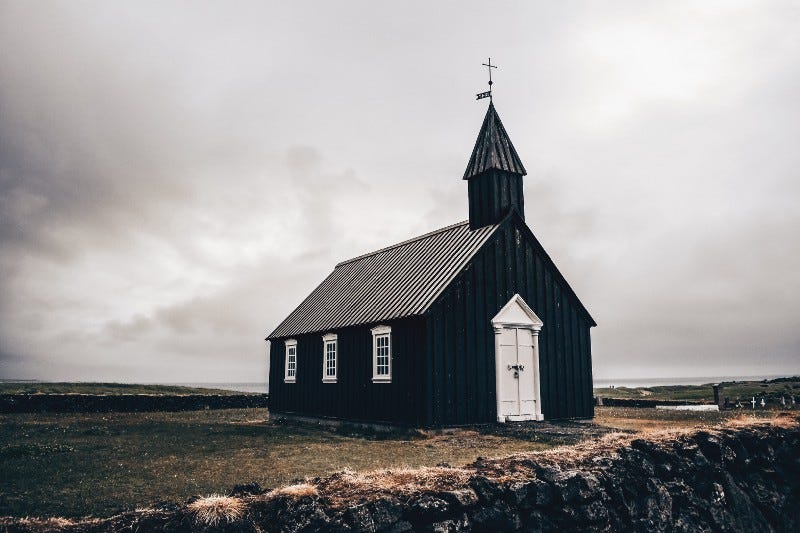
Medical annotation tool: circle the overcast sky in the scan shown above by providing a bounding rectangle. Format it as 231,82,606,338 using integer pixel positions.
1,1,798,385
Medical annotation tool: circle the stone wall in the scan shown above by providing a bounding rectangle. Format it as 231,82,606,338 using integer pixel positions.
0,393,268,413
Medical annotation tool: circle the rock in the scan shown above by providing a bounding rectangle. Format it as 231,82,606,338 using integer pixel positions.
579,499,609,524
275,497,332,533
504,481,530,506
528,479,554,507
469,476,502,504
533,464,562,482
409,494,450,521
695,432,724,462
551,471,599,503
470,500,520,532
384,520,414,532
229,482,265,497
429,513,471,532
438,489,479,510
345,498,403,532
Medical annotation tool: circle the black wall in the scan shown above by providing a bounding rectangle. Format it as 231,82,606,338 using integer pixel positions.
268,316,426,426
424,213,594,425
468,170,525,230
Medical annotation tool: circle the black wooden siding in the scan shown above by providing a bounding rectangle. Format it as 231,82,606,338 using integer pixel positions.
424,213,594,425
268,316,426,426
468,169,525,230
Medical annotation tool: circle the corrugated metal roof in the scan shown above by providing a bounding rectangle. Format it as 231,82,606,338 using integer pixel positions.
463,102,527,179
268,221,499,339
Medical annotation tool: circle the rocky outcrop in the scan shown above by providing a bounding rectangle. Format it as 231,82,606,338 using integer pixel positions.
0,394,267,413
1,417,798,532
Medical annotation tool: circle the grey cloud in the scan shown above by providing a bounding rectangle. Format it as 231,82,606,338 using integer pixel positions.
0,1,798,383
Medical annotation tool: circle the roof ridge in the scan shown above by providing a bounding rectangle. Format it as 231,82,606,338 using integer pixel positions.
336,220,470,267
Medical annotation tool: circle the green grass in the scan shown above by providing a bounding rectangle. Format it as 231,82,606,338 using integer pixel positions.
593,377,800,403
0,382,251,396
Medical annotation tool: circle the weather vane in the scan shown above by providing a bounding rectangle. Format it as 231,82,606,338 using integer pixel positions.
476,58,497,101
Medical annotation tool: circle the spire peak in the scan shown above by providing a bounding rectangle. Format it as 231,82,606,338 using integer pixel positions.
463,102,527,180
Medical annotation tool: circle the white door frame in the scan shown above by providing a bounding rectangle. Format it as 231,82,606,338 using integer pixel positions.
492,294,544,422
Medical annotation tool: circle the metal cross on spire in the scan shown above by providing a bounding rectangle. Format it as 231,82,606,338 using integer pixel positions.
476,58,498,101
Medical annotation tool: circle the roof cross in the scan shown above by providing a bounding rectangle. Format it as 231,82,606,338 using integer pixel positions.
476,58,498,101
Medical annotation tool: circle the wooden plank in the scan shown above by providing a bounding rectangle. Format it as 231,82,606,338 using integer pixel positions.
563,298,574,418
454,279,466,424
465,263,477,423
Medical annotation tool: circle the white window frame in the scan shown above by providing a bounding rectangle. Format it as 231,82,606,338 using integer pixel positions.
284,339,297,383
371,325,392,383
322,333,337,383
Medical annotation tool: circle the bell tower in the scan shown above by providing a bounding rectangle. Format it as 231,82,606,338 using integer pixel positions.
464,102,527,230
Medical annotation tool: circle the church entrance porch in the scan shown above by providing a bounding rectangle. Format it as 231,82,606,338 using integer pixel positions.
492,294,544,422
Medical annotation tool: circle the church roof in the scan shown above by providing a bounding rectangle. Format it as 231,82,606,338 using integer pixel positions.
463,102,527,179
267,220,499,339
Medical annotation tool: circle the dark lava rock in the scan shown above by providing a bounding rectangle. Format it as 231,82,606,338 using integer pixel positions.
438,489,479,510
229,482,265,497
409,494,451,522
345,498,404,532
470,500,520,532
551,470,599,503
469,476,503,504
428,513,471,532
503,479,552,510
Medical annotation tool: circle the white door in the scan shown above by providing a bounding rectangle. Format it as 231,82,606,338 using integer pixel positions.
497,327,537,420
492,294,544,423
498,327,521,417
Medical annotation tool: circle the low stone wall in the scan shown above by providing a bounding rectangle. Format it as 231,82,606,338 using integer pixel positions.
3,417,797,532
595,397,706,408
0,393,268,413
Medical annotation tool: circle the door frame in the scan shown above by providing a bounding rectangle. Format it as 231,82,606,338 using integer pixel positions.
492,294,544,423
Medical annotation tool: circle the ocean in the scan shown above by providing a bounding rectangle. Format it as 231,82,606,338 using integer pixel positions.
169,382,268,393
592,375,792,388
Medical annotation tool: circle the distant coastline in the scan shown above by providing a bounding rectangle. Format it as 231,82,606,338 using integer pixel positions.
3,376,797,394
593,374,794,388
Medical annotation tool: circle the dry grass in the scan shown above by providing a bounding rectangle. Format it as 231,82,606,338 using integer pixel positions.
315,466,473,506
187,495,245,526
3,406,796,519
303,414,799,508
269,483,319,498
1,408,551,518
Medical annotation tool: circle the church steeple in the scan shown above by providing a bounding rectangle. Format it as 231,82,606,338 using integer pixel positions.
464,102,527,230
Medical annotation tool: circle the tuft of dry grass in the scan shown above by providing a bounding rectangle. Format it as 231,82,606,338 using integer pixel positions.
724,412,798,428
315,466,472,506
270,483,319,498
186,495,245,526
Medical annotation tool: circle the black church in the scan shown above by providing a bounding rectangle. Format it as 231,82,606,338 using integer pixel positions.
266,101,596,427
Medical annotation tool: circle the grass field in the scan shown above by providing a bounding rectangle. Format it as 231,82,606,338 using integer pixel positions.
593,377,800,403
0,382,251,396
0,406,788,519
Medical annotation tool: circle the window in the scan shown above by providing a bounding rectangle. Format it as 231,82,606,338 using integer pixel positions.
322,333,337,383
284,339,297,383
371,325,391,382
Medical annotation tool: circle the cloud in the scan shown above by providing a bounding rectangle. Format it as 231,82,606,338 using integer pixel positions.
0,1,798,383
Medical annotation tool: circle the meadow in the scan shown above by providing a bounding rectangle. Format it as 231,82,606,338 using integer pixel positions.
0,404,784,519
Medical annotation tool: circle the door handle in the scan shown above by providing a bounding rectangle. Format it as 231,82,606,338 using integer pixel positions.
507,364,519,370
